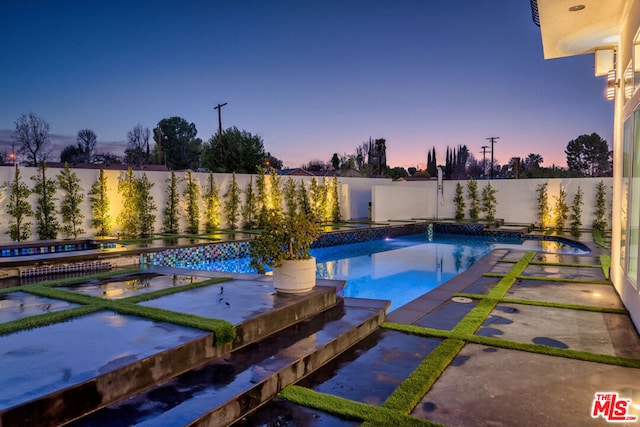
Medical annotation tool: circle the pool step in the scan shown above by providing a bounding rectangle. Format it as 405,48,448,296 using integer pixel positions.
0,282,342,427
68,298,389,427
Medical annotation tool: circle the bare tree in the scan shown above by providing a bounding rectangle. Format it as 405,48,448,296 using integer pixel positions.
76,129,97,162
124,124,151,165
11,113,51,166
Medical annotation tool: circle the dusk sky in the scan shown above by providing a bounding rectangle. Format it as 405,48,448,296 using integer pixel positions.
0,1,613,170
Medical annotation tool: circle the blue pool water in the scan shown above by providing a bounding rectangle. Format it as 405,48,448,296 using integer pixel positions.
186,234,588,312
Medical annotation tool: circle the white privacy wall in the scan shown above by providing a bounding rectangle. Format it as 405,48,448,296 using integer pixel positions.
0,164,613,243
0,166,388,242
371,178,613,225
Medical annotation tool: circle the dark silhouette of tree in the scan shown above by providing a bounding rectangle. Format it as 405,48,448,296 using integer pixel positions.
60,129,97,163
444,147,452,179
373,138,387,176
264,152,283,170
565,133,612,177
76,129,97,162
303,159,328,171
388,167,408,180
466,153,484,178
452,145,469,179
60,145,84,163
524,153,543,169
152,117,200,170
93,152,123,164
124,124,151,165
11,113,51,166
427,147,437,177
444,145,468,179
331,153,340,170
354,137,387,176
201,126,267,173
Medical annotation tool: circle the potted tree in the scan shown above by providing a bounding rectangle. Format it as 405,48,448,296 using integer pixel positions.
250,210,322,294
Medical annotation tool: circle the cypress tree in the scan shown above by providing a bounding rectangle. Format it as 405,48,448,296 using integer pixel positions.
32,162,59,240
57,163,85,238
89,169,111,236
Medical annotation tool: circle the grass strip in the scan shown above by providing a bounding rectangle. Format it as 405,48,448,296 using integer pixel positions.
35,269,141,288
498,260,601,268
0,305,100,335
383,322,640,369
484,251,536,301
378,253,535,414
25,285,236,344
482,273,611,285
105,302,236,345
25,285,113,306
593,228,610,249
600,255,611,280
123,277,231,303
29,283,236,344
1,271,236,345
279,385,440,426
0,269,141,296
453,293,629,315
451,298,497,335
288,251,536,422
382,339,465,414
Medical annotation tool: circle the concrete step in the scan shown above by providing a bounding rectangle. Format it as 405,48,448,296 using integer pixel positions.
68,298,389,427
0,281,341,427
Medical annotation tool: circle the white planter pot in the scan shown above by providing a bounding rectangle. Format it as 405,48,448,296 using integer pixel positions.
272,257,317,294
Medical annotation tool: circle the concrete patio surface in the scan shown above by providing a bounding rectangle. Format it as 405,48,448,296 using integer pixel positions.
240,237,640,426
2,227,639,426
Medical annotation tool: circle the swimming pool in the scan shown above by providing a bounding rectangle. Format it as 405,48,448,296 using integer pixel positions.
185,234,588,312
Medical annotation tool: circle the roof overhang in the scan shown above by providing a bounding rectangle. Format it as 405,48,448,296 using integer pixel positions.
536,0,629,59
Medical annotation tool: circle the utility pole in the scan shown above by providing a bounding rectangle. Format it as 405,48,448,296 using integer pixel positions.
486,136,499,179
480,145,489,178
214,102,228,140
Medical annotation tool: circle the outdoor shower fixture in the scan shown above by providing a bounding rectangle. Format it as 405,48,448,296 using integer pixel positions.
436,167,444,219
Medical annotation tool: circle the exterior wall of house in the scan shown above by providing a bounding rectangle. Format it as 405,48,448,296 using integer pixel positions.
610,0,640,329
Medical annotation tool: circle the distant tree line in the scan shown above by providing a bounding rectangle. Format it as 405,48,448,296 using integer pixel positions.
7,113,283,174
7,113,613,180
400,133,612,180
